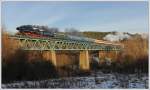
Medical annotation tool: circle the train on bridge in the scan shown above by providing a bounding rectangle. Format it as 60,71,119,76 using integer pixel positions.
16,25,96,42
16,25,122,46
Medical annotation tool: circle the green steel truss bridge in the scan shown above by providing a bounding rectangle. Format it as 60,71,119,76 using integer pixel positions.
9,35,122,51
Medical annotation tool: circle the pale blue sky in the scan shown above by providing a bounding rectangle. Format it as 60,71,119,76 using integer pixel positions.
2,1,149,33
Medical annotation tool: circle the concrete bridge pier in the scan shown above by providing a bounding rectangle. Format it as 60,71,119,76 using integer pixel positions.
79,50,90,70
50,50,57,66
98,51,106,63
42,50,57,66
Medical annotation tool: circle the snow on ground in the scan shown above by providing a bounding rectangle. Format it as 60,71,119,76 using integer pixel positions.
2,72,148,89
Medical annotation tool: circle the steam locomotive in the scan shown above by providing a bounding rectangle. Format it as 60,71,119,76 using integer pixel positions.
16,25,55,38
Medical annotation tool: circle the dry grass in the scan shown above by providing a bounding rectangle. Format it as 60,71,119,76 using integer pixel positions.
106,36,149,73
2,32,19,63
120,36,148,63
104,36,149,62
2,31,58,83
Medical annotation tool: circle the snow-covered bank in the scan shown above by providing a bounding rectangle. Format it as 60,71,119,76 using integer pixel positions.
2,72,148,89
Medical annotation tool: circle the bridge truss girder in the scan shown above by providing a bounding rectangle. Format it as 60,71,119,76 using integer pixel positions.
10,37,121,51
